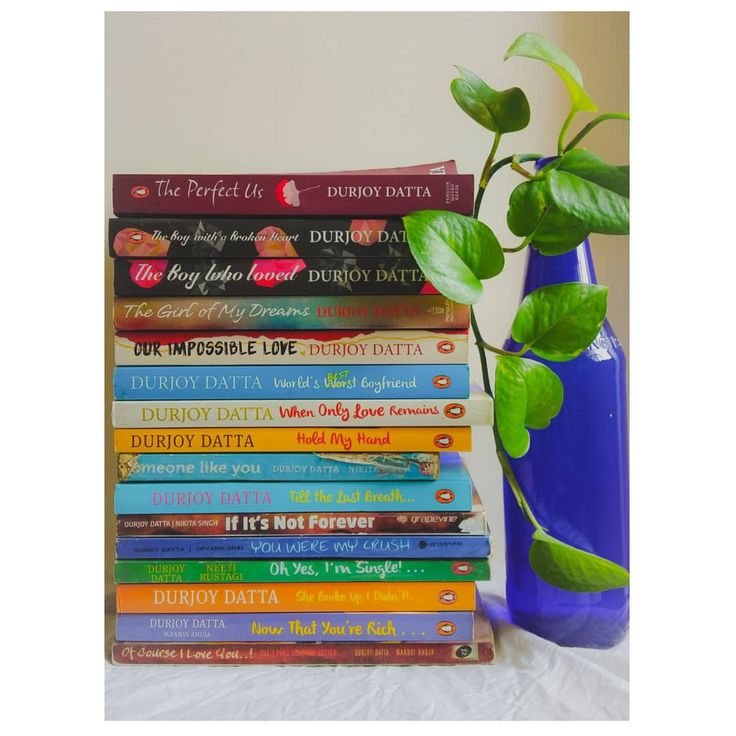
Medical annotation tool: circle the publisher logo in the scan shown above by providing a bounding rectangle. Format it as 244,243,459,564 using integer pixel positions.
128,230,146,244
432,375,451,389
433,434,453,449
444,403,465,419
435,489,455,504
437,340,456,354
436,621,457,636
452,561,474,575
438,590,457,605
130,185,150,199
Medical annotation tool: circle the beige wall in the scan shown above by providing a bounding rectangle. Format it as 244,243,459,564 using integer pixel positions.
105,11,628,612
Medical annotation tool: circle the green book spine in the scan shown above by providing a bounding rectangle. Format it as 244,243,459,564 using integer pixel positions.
114,558,490,584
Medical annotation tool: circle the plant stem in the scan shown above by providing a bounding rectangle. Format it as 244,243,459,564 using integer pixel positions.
470,308,493,396
503,207,550,253
473,132,501,218
557,108,577,155
488,152,543,181
564,112,630,152
478,340,527,358
503,235,533,253
493,425,544,530
511,158,535,179
467,141,544,539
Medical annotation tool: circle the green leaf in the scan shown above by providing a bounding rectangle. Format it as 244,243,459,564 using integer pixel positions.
556,150,629,198
511,283,608,361
403,210,504,305
450,66,530,134
494,356,563,458
529,529,630,592
547,169,629,235
505,32,597,113
507,180,590,256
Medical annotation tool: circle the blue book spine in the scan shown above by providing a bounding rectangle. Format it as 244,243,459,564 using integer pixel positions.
114,465,473,514
115,534,491,559
116,612,475,642
118,452,451,483
113,364,469,400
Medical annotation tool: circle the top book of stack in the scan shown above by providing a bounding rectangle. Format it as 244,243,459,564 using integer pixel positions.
112,161,474,217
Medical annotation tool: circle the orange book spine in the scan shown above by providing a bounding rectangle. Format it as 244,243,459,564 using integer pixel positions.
116,582,477,613
113,427,471,453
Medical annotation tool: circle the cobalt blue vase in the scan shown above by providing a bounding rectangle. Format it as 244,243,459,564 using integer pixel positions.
502,237,630,649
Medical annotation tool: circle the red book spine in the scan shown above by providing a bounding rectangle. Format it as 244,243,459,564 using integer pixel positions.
110,640,494,665
112,174,474,216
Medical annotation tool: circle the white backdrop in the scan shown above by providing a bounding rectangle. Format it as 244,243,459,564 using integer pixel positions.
105,11,629,720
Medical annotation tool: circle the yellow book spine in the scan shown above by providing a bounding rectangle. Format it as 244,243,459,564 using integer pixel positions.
116,582,478,613
113,427,471,453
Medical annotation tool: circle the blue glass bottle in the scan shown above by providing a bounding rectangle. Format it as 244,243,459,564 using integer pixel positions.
503,238,630,648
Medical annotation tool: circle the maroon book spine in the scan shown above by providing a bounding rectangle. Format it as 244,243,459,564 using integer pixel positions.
112,174,474,217
110,639,494,665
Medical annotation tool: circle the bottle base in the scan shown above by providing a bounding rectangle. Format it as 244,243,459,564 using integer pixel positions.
509,608,629,649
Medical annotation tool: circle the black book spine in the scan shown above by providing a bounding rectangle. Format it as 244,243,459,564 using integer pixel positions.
109,217,411,259
114,258,436,297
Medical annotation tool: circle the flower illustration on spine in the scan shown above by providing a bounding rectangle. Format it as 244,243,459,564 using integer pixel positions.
251,226,306,288
349,220,387,246
275,179,320,208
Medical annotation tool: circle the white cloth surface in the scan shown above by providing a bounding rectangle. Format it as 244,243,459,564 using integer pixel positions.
105,437,629,720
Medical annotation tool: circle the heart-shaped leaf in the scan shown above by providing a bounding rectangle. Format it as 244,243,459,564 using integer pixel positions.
451,66,530,134
511,283,608,361
495,356,563,458
547,169,629,235
403,210,504,305
529,528,630,592
507,180,590,256
556,150,629,198
505,32,597,114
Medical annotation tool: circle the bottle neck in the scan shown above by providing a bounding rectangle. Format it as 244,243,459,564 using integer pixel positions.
522,157,599,295
521,240,598,296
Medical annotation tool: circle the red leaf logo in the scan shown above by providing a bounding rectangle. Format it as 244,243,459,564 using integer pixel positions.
435,489,455,504
438,590,457,605
130,185,150,199
451,561,474,575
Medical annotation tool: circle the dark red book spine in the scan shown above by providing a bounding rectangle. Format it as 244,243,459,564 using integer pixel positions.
112,174,474,217
111,639,494,665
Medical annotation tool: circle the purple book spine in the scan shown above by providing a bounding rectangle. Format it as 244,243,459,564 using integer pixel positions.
116,612,474,642
113,174,474,216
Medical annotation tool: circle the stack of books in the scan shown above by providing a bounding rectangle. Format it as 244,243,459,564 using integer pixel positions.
109,162,496,665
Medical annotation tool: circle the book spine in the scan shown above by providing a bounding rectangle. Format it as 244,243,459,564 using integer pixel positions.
114,329,469,366
115,611,475,642
111,639,494,665
112,364,470,401
109,217,414,259
115,581,478,612
113,558,491,583
114,258,438,297
117,452,443,482
113,295,469,330
114,465,473,514
112,174,474,216
115,511,488,537
113,427,471,453
111,394,491,427
114,535,491,560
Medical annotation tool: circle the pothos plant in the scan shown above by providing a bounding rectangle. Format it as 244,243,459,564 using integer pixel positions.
403,33,630,593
